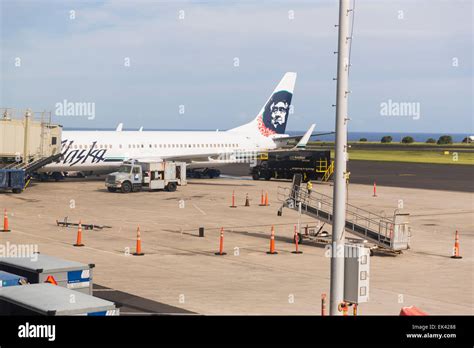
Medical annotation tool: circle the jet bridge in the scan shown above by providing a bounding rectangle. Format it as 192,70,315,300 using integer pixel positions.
1,108,62,163
0,108,62,192
277,177,410,253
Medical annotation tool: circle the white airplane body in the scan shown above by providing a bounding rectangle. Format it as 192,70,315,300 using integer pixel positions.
42,72,316,174
47,130,275,172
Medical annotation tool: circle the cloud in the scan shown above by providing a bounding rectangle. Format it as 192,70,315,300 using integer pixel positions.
0,0,472,133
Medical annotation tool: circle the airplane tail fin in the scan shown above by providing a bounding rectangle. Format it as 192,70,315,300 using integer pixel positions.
228,72,296,137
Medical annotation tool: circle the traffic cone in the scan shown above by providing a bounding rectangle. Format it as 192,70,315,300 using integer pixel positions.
73,221,84,247
399,306,427,316
451,230,462,259
291,225,302,254
373,181,377,197
259,190,265,206
215,227,227,255
321,293,327,316
133,225,144,256
264,192,269,206
266,226,278,254
245,194,250,207
230,190,237,208
1,208,10,232
45,275,58,285
338,302,348,316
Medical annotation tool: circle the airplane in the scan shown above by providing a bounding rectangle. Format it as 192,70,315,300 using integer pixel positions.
41,72,331,176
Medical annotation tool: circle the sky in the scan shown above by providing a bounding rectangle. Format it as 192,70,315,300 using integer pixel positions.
1,0,472,133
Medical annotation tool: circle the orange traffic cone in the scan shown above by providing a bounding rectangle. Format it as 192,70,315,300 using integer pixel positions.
451,230,462,259
291,225,302,254
45,275,58,285
338,302,348,316
264,192,269,206
133,225,144,256
245,193,250,207
1,208,10,232
399,306,427,316
259,190,265,206
230,190,237,208
215,227,227,255
321,293,327,316
373,181,377,197
73,221,84,247
266,225,277,254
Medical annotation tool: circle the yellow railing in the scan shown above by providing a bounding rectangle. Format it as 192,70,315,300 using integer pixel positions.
315,158,329,172
322,161,334,182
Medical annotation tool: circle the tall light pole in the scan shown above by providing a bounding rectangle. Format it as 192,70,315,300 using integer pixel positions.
330,0,351,315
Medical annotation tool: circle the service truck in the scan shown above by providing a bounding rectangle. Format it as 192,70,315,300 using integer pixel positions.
105,160,186,193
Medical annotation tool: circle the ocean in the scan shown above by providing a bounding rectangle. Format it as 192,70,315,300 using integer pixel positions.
65,127,470,143
289,131,471,143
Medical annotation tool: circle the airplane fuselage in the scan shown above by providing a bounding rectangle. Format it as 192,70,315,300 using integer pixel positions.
43,130,277,172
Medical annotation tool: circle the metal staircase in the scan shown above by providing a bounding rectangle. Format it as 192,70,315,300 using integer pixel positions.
322,161,334,182
277,185,410,252
3,153,62,174
22,153,63,174
315,159,334,182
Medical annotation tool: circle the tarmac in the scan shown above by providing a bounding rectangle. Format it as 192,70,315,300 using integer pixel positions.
221,161,474,192
347,161,474,193
0,174,472,315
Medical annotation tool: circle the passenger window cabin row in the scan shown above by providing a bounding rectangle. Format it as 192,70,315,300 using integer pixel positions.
70,143,240,150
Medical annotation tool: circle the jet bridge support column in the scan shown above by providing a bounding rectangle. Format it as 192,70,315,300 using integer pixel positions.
23,109,31,164
330,0,351,316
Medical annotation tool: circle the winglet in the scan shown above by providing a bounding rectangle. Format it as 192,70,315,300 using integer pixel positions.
116,123,123,132
295,124,316,149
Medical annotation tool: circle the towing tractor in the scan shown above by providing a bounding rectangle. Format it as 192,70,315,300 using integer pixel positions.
105,160,187,193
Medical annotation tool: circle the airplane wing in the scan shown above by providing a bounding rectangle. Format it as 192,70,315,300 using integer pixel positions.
124,152,225,164
125,150,259,169
274,131,335,142
272,129,335,147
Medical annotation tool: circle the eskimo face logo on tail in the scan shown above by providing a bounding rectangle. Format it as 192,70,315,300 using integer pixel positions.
258,90,292,137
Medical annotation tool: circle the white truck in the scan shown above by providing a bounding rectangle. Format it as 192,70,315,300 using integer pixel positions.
105,160,187,193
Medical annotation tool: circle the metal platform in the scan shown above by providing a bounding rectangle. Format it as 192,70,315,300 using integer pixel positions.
277,185,410,253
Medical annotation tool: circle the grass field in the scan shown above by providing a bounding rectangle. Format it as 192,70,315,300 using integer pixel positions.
347,141,474,147
309,141,474,149
345,149,474,165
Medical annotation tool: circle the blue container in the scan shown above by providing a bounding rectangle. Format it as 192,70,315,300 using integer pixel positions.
0,271,27,288
0,169,25,192
9,170,25,189
0,171,8,188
